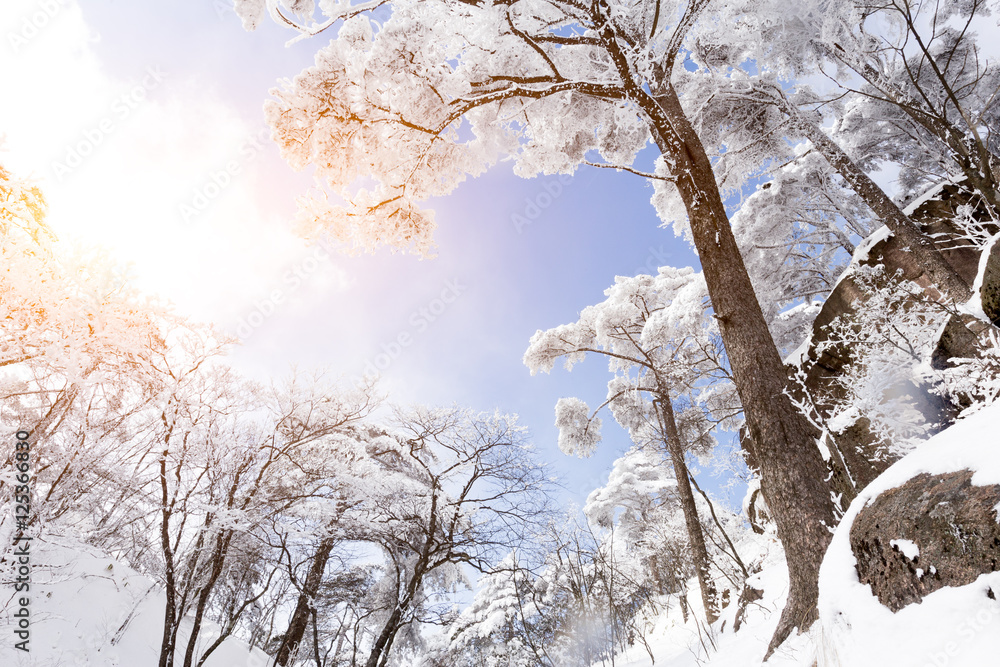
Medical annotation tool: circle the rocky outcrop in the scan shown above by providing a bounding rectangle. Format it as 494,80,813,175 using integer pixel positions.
983,240,1000,325
849,469,1000,612
790,180,999,505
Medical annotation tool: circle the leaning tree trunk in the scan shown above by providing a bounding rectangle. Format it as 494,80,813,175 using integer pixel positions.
788,106,972,301
823,41,1000,212
657,394,719,624
640,83,837,657
274,536,337,666
365,580,414,667
182,529,236,667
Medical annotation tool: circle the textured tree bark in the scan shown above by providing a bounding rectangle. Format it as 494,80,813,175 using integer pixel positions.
274,537,337,666
643,85,837,657
657,396,719,624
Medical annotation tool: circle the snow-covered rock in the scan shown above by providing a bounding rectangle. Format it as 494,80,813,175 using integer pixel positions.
818,401,1000,667
850,469,1000,612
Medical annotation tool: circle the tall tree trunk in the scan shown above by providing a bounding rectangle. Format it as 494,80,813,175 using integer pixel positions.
158,416,179,667
328,611,349,667
366,555,430,667
274,536,337,666
365,596,407,667
648,554,667,595
158,506,177,667
788,106,971,300
656,395,719,624
641,84,837,657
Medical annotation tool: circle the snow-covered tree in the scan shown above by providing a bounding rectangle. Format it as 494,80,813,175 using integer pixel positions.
816,261,1000,456
432,551,547,667
729,153,873,353
677,3,972,304
265,407,553,667
66,331,382,667
239,0,883,646
826,0,1000,209
434,514,661,667
347,407,552,667
525,266,740,624
585,440,753,623
583,444,695,599
0,159,178,566
0,162,171,444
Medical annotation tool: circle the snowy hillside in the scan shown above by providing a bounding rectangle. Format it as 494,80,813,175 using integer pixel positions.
612,535,818,667
610,401,1000,667
0,535,268,667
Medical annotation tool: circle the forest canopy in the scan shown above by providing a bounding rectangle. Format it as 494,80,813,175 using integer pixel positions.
2,0,1000,665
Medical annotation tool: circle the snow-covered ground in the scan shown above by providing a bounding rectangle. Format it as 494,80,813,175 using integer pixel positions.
611,531,816,667
0,534,269,666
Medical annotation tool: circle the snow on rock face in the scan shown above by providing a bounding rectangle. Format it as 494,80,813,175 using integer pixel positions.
888,538,920,561
818,401,1000,667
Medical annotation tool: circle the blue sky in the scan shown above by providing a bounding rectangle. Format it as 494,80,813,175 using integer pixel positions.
2,0,745,507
